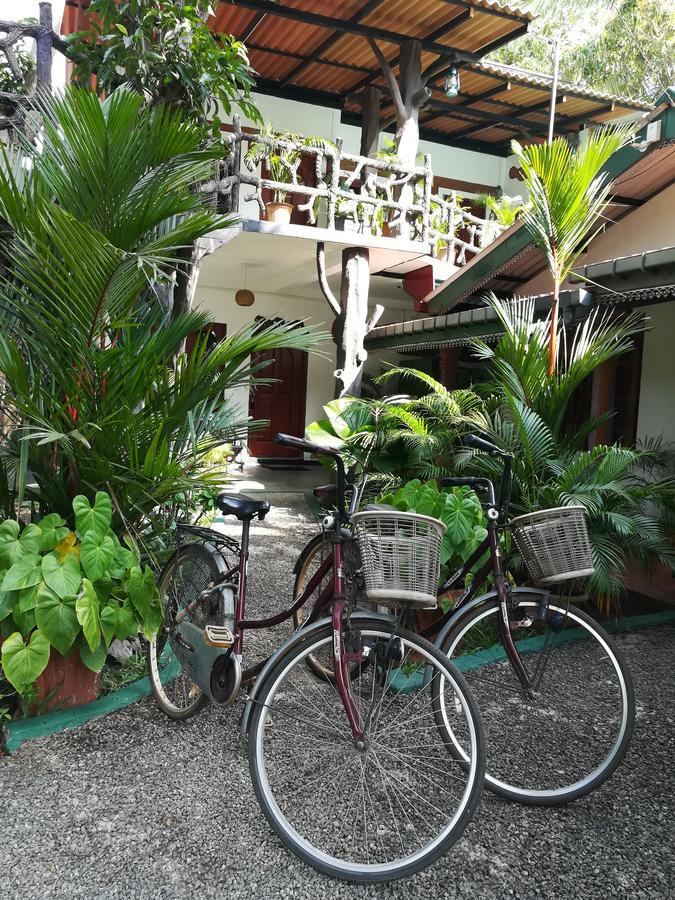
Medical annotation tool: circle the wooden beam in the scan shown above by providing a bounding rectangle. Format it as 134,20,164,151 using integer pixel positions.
422,82,512,126
435,0,531,25
425,8,473,43
247,42,371,74
240,10,267,42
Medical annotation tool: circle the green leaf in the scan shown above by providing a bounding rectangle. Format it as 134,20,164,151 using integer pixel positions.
1,630,50,694
80,530,116,581
114,600,137,640
12,605,35,634
79,637,106,673
100,604,118,648
76,579,101,652
0,588,18,622
73,492,112,538
142,597,163,641
94,574,113,605
126,565,157,621
2,554,43,591
38,513,70,552
18,583,41,613
35,588,80,656
0,522,42,568
42,553,83,599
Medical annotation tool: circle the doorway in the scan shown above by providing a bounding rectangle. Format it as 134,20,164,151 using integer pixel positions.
248,346,308,458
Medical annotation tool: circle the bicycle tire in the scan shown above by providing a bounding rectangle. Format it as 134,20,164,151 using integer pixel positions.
248,617,486,882
147,543,222,721
434,594,635,805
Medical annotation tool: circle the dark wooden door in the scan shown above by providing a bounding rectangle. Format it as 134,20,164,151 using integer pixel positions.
248,347,308,458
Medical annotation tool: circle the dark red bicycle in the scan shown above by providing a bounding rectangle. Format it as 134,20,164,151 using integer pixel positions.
147,434,486,883
295,433,635,807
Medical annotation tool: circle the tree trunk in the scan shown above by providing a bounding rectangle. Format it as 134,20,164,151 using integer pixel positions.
548,279,560,377
335,248,371,398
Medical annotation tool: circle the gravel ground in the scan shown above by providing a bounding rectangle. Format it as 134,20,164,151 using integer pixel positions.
1,492,674,900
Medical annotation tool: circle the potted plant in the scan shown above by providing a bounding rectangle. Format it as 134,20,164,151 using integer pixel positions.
476,192,527,249
430,195,467,263
244,124,336,224
0,491,162,711
377,479,488,640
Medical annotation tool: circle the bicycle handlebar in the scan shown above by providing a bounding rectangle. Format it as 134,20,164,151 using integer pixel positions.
275,433,348,522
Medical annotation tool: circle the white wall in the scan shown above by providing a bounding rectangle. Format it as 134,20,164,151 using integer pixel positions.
195,284,335,431
636,302,675,446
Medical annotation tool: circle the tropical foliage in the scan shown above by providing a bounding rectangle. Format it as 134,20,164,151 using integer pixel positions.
243,124,337,203
462,295,674,604
511,125,633,375
0,491,161,695
377,480,487,585
0,87,321,532
477,193,527,248
67,0,260,136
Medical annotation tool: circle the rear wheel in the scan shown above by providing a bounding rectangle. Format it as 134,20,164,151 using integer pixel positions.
435,595,635,805
248,618,485,882
147,544,222,720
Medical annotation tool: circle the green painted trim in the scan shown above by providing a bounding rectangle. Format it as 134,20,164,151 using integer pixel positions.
3,657,180,754
368,319,504,351
388,609,675,694
4,610,674,749
427,224,532,313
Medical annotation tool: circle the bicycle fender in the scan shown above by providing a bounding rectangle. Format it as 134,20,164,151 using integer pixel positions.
433,587,549,652
239,612,391,737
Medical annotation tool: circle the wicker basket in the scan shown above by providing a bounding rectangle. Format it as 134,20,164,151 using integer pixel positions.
350,510,445,609
509,506,595,585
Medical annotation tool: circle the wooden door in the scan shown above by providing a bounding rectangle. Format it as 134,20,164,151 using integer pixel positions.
248,347,308,458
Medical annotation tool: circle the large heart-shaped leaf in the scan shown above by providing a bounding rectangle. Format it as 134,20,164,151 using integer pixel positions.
18,584,41,613
35,587,80,656
76,579,101,652
114,600,137,640
0,588,18,622
79,637,106,673
0,522,42,568
142,597,163,641
2,554,43,592
42,553,83,599
80,530,115,582
1,629,50,694
100,604,118,648
126,565,158,621
38,513,70,552
73,492,112,539
12,605,35,634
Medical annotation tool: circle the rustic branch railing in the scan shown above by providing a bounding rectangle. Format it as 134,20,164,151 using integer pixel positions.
0,2,68,135
203,117,434,243
428,191,508,265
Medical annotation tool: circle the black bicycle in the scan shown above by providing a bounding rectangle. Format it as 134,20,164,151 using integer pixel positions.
293,433,635,806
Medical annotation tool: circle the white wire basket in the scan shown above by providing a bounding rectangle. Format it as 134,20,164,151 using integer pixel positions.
509,506,595,585
350,510,446,609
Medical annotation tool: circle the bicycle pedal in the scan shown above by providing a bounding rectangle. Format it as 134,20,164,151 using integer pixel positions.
204,625,234,648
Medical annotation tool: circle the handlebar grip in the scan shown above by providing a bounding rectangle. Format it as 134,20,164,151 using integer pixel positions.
275,433,335,456
462,434,502,456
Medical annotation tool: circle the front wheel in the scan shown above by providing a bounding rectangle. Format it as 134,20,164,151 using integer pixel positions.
248,618,485,883
435,596,635,805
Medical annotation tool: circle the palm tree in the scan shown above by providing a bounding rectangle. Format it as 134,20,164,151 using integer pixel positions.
511,125,633,376
0,87,323,528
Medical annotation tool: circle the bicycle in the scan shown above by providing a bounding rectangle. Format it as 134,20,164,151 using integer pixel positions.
294,433,635,806
147,433,486,883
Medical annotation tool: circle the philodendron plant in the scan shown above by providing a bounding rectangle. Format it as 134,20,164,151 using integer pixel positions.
378,479,487,590
0,492,161,695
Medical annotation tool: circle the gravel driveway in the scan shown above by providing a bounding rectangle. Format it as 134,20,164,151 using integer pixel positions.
1,492,673,900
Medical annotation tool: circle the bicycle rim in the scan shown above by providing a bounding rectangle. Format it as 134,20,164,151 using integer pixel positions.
249,621,485,882
437,599,634,804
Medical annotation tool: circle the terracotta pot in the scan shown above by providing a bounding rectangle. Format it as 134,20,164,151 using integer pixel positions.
413,589,463,642
433,242,455,264
381,220,393,238
265,201,294,224
34,649,101,712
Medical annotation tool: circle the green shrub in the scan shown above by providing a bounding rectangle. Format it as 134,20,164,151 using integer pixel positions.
0,491,161,695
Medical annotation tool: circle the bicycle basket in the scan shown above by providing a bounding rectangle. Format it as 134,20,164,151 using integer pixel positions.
509,506,594,585
350,510,445,609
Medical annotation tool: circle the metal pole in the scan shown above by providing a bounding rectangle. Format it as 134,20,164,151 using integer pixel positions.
547,35,561,143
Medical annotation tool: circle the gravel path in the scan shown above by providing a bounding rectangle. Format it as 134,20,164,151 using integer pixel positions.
1,493,674,900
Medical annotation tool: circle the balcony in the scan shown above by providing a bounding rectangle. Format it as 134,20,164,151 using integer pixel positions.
201,119,508,270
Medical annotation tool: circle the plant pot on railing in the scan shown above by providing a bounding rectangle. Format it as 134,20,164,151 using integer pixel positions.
265,201,294,224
